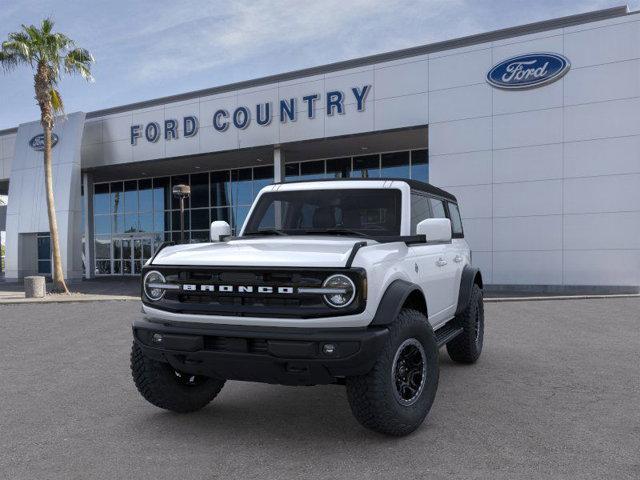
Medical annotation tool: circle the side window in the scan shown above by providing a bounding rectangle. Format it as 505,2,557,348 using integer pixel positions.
448,202,464,237
410,193,430,234
429,198,446,218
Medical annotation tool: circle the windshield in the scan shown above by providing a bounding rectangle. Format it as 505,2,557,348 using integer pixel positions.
243,188,402,237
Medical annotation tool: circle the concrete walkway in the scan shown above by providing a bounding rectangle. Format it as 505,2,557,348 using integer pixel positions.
0,277,139,304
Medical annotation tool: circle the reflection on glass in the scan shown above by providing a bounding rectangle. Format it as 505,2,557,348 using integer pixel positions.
171,210,190,232
326,158,350,178
139,214,153,232
38,260,51,274
153,177,171,211
300,160,325,180
233,205,251,233
211,171,231,207
124,213,138,232
94,183,110,215
171,175,190,209
94,215,111,235
138,178,153,212
285,163,300,181
353,155,380,178
211,207,231,225
113,260,121,274
112,214,125,234
111,182,123,214
123,261,132,274
190,208,210,230
381,152,410,178
190,231,209,243
95,236,110,259
253,166,273,194
37,234,51,260
411,150,429,182
122,239,132,259
113,239,122,259
124,180,138,213
232,168,253,206
190,172,209,208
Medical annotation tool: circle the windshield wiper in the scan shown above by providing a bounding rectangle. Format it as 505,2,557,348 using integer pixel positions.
243,229,288,236
304,228,371,238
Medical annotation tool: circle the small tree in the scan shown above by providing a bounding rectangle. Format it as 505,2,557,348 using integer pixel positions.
0,18,93,293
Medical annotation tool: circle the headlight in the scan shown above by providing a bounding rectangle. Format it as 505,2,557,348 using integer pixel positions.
143,270,166,301
322,274,356,308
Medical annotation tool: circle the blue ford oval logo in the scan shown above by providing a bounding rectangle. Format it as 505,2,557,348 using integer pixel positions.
29,133,59,151
487,53,570,90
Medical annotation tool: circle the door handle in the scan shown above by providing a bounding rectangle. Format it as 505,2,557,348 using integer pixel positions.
454,255,463,263
436,258,447,267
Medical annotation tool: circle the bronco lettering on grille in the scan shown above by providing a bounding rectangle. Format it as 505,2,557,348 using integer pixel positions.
181,284,295,294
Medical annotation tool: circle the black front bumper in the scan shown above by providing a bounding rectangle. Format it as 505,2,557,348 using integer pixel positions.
133,319,389,386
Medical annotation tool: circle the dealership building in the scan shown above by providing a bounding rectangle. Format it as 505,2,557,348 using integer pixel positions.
0,5,639,292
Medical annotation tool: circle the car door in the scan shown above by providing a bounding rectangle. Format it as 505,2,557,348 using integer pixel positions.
409,193,455,325
446,201,467,310
428,197,459,321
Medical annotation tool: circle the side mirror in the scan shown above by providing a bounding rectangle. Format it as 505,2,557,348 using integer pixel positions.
210,221,231,242
416,218,452,242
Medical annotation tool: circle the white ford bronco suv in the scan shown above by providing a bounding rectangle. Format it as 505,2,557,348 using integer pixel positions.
131,179,484,436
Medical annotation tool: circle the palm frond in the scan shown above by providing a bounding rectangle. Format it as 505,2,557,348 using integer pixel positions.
50,87,64,113
64,47,94,81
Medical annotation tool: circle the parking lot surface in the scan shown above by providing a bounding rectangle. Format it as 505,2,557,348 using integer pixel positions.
1,298,639,479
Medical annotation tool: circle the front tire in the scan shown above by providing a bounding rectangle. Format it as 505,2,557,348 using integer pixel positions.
446,283,484,363
345,309,439,436
131,342,225,413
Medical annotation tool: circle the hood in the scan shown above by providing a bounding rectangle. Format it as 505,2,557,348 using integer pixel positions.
152,236,365,268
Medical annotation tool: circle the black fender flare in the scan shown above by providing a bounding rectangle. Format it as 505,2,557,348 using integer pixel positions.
455,265,483,316
370,279,427,326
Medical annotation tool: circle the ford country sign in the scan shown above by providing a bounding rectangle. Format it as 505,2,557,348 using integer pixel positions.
29,133,59,151
487,53,570,90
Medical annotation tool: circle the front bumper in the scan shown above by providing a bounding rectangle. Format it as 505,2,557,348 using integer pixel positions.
133,318,389,386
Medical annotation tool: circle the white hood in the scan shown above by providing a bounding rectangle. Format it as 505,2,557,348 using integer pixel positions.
152,236,364,268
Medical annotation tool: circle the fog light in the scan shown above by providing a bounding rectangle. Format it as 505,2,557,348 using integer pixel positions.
152,333,163,343
322,343,336,355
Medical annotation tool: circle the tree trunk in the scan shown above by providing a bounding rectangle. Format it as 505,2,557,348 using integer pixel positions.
35,64,69,294
43,123,69,294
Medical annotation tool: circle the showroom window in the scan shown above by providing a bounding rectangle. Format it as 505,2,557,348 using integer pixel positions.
93,165,273,275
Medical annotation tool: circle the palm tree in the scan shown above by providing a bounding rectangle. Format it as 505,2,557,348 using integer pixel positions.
0,18,93,293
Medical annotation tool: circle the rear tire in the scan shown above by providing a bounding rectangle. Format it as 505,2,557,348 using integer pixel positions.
345,309,439,436
446,283,484,364
131,342,225,413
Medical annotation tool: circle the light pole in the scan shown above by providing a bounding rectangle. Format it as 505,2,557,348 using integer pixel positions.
172,184,191,244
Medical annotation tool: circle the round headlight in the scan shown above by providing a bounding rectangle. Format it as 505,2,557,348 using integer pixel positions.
322,274,356,308
143,270,166,301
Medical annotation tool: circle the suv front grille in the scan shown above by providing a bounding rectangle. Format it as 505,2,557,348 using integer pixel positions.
143,266,366,319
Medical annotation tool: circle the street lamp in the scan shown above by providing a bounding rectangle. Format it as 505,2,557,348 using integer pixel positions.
172,184,191,244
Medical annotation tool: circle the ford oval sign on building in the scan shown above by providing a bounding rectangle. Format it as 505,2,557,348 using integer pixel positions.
487,53,570,90
29,133,59,151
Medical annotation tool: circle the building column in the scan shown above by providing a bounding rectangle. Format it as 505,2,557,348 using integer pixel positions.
82,172,94,279
273,146,285,183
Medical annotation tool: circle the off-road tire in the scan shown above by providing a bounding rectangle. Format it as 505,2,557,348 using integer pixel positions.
131,342,225,413
446,283,484,364
345,309,439,436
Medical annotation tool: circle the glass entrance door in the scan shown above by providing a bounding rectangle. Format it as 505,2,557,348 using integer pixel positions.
110,235,155,275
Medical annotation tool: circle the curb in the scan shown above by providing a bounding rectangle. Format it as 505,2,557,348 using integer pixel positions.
0,295,139,305
484,293,640,303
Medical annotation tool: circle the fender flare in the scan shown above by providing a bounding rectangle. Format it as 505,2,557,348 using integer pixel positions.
370,279,426,326
455,265,483,316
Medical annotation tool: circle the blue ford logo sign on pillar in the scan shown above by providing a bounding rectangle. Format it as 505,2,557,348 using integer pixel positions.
487,53,570,90
29,133,59,151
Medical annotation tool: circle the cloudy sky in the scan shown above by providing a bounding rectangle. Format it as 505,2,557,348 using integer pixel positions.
0,0,637,129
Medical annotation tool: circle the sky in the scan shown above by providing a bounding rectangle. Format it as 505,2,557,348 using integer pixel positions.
0,0,638,130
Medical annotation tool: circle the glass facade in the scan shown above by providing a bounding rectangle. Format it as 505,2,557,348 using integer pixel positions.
285,149,428,182
92,148,428,275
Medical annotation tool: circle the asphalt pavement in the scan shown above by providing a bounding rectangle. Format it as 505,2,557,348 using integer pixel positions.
1,298,639,479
